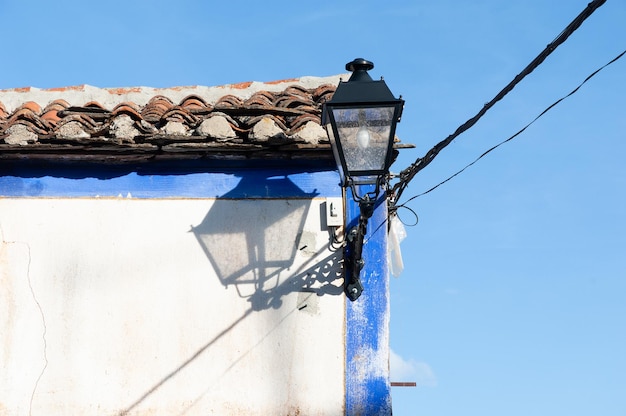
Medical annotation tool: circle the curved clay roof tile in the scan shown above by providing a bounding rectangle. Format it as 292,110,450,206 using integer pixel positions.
179,94,210,111
8,108,47,130
244,90,275,106
214,94,243,108
246,114,288,133
83,101,107,110
144,96,173,107
312,84,337,103
55,114,100,131
8,118,50,135
284,85,311,99
41,110,62,124
142,96,174,123
289,113,322,132
42,99,70,113
111,102,143,120
142,108,168,123
274,96,313,110
0,102,7,119
147,95,174,105
40,100,71,125
112,101,140,111
18,101,42,115
244,93,274,108
161,107,197,124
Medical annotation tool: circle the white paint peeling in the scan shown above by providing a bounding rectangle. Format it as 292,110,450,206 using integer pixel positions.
355,344,388,381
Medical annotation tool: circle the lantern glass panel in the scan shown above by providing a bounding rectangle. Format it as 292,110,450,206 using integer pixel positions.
331,106,395,175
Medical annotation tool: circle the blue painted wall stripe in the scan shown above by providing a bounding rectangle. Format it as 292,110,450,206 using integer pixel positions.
0,168,342,199
345,186,392,415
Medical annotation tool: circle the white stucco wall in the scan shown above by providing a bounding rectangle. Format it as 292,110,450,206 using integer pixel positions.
0,197,345,415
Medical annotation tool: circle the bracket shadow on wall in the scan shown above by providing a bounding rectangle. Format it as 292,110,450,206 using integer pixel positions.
191,173,344,311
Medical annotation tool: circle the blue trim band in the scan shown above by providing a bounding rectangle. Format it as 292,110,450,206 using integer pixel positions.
345,186,391,415
0,168,341,199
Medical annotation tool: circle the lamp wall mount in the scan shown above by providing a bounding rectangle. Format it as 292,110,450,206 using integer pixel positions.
344,194,375,301
323,58,403,301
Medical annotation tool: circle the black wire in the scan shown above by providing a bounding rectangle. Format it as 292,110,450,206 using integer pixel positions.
329,226,346,251
395,204,419,227
390,0,608,206
398,48,626,204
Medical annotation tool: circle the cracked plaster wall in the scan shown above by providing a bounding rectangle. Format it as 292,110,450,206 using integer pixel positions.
0,235,47,416
0,198,345,415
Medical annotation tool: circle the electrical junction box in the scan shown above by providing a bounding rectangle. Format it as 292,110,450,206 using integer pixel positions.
325,197,344,227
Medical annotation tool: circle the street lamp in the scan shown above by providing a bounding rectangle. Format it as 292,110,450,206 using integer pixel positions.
322,58,404,301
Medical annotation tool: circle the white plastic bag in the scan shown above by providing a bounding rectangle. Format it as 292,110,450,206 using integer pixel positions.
388,215,407,277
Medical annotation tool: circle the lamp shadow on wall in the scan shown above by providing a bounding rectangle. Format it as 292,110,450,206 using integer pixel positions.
191,173,343,311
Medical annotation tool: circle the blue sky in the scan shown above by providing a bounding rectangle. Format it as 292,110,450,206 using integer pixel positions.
2,1,625,414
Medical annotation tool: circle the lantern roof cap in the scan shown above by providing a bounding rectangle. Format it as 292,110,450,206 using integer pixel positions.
329,59,401,105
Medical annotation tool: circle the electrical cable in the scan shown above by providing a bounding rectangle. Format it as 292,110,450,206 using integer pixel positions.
395,204,419,227
329,226,346,251
395,48,626,205
390,0,608,208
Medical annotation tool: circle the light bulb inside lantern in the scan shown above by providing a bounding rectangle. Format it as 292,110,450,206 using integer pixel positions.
356,126,370,149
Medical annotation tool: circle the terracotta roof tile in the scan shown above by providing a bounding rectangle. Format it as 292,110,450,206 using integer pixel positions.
161,106,197,124
19,101,42,114
0,75,379,163
180,95,210,111
41,99,70,123
141,95,174,123
312,84,336,102
214,94,243,109
283,85,311,99
111,102,143,120
7,106,49,135
290,113,322,133
83,101,107,110
244,91,275,108
54,114,101,137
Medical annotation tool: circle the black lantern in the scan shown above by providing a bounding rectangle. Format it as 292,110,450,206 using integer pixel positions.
322,58,403,301
322,58,404,192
